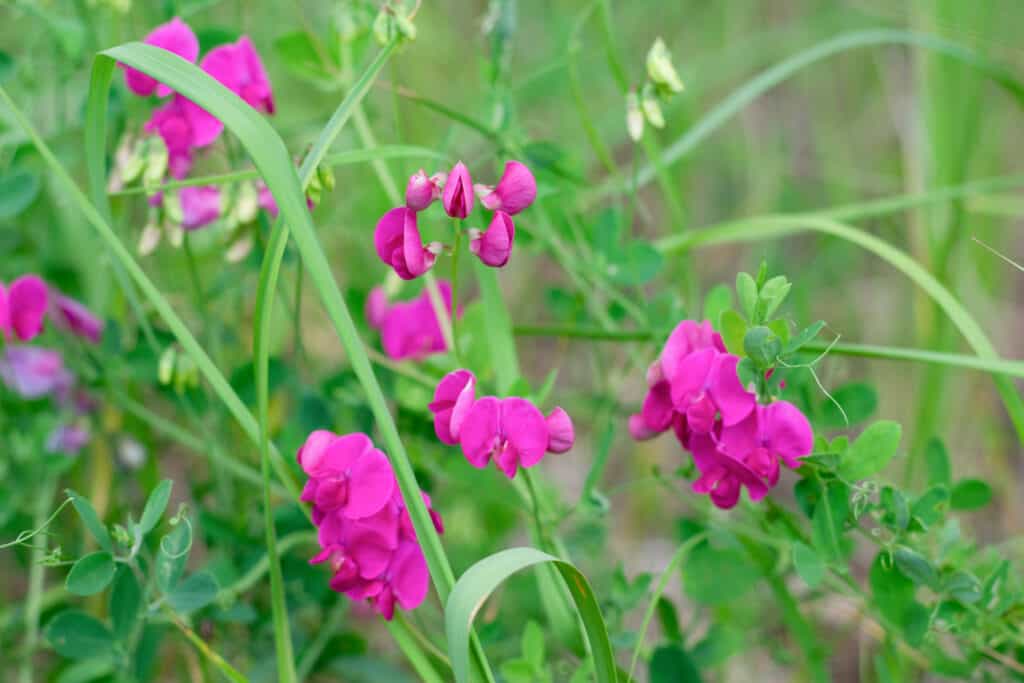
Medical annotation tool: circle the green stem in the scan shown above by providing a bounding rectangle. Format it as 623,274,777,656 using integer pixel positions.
168,610,249,683
19,477,55,683
450,220,463,360
387,617,448,683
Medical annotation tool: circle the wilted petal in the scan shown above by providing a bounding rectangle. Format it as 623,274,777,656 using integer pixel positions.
480,160,536,215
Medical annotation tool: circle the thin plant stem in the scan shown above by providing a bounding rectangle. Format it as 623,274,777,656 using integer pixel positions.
167,609,249,683
386,617,447,683
450,219,463,360
18,477,55,683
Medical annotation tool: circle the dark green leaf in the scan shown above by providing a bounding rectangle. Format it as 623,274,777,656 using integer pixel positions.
924,437,951,487
950,479,992,510
793,477,822,519
820,382,878,428
138,479,173,536
869,553,915,627
811,482,849,563
167,571,219,613
45,611,115,660
66,552,117,596
156,521,192,593
893,547,937,588
66,490,113,553
649,644,702,683
655,597,682,643
792,542,825,587
110,567,142,641
838,420,901,480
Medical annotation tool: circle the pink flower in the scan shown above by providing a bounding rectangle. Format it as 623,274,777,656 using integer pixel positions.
718,400,813,480
689,431,769,510
428,369,476,445
545,407,575,453
442,162,474,219
374,207,440,280
299,432,396,521
145,95,224,179
669,349,755,434
46,423,91,456
257,183,315,218
121,18,199,98
0,347,73,399
201,36,274,114
479,161,536,215
368,282,457,361
459,396,551,479
52,294,103,344
3,275,48,342
469,210,515,267
405,169,442,211
179,186,222,230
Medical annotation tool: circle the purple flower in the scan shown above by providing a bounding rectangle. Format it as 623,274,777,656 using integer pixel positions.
179,186,222,230
442,162,474,219
298,432,396,521
52,294,103,344
46,423,91,456
479,161,537,215
121,18,199,98
0,347,72,399
373,207,440,280
468,210,515,267
2,275,48,342
201,36,274,114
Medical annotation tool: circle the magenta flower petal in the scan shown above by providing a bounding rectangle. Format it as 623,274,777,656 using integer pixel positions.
347,525,395,579
365,288,390,329
459,396,501,468
325,433,374,472
661,319,724,379
401,209,436,278
763,401,814,468
469,211,515,267
709,354,755,426
429,369,476,445
121,18,199,97
0,283,8,334
391,541,430,612
182,98,224,147
545,407,575,453
669,347,715,410
179,186,222,230
201,36,274,114
502,397,549,469
480,161,536,215
297,429,336,474
8,275,48,341
344,447,396,519
52,294,103,344
442,161,474,218
628,413,660,440
405,169,440,211
374,207,405,264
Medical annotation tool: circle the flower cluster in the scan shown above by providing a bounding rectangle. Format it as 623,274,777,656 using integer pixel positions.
629,319,813,509
298,431,442,620
374,160,536,280
429,370,574,479
365,281,459,361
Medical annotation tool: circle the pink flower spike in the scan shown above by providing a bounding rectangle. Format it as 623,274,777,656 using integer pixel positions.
480,160,537,215
545,407,575,454
469,211,515,267
429,369,476,445
180,186,222,230
405,169,441,211
52,294,103,344
442,162,474,218
121,18,199,97
8,275,48,342
201,36,275,114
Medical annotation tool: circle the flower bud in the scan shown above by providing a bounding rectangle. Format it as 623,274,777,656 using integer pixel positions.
469,211,514,267
545,407,575,454
442,162,474,218
142,136,169,192
626,91,644,142
405,169,440,211
233,181,259,224
138,219,162,256
641,88,665,128
646,38,684,94
158,347,176,385
225,234,253,263
479,161,536,216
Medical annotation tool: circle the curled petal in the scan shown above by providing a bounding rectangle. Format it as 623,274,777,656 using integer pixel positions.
480,160,536,215
374,207,406,266
442,161,474,218
429,369,476,445
469,211,515,267
8,275,48,342
545,407,575,454
401,209,436,278
459,396,501,468
53,294,103,344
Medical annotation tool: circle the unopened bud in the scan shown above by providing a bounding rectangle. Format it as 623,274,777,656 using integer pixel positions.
158,347,176,385
626,91,644,142
641,89,665,128
646,38,684,94
233,182,259,224
142,137,169,191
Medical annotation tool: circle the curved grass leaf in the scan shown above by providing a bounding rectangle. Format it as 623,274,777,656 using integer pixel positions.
445,547,616,683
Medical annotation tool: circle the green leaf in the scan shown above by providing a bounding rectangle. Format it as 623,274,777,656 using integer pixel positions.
893,547,937,588
66,551,117,596
901,602,930,647
718,310,747,356
811,482,849,563
110,567,142,641
910,485,949,529
521,620,545,670
793,477,822,519
735,272,758,321
138,479,173,536
924,437,952,487
950,479,992,510
0,51,13,83
500,659,536,683
0,169,40,219
66,490,113,553
838,420,901,480
784,320,825,354
649,644,702,683
683,542,758,605
944,570,982,605
592,208,622,259
758,275,791,319
792,542,825,587
820,382,878,428
167,571,219,613
702,285,732,325
445,547,616,683
607,241,663,285
655,597,682,643
46,611,115,660
743,326,780,369
156,521,192,593
879,486,909,532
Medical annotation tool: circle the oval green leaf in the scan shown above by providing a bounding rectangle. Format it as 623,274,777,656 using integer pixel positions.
45,610,115,660
950,479,992,510
66,551,116,596
838,420,901,480
138,479,173,536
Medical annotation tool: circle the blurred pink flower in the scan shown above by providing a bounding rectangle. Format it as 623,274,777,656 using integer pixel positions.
469,210,515,267
201,36,274,114
2,275,49,342
145,95,224,179
179,185,222,230
52,294,103,344
0,347,73,399
544,407,575,454
429,369,476,445
374,207,440,280
257,183,315,218
367,282,457,361
46,423,91,456
479,160,537,215
121,18,199,98
442,161,474,219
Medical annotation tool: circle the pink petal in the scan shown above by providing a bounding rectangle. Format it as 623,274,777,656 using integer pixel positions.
493,443,519,479
401,209,435,278
640,380,674,433
764,401,813,468
442,161,474,218
545,407,574,454
347,525,395,579
668,347,715,409
179,185,221,230
628,413,660,441
405,169,438,211
0,283,8,334
480,161,536,215
324,432,374,473
297,429,336,474
390,542,430,611
660,320,723,379
502,397,548,469
121,18,199,97
709,354,756,426
8,275,48,341
344,447,396,519
374,207,406,265
459,396,501,468
182,98,224,147
52,295,103,344
469,211,515,267
429,369,476,445
717,409,759,462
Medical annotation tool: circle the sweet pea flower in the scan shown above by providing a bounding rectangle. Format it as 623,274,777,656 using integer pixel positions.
179,186,222,230
2,275,48,342
144,95,224,179
298,432,396,521
544,407,575,454
718,400,814,482
46,423,91,456
0,347,73,399
478,161,537,215
468,210,514,267
689,431,769,510
201,36,274,114
52,294,104,344
429,369,476,445
367,282,457,361
442,162,474,219
405,169,443,211
121,18,199,97
669,349,754,434
374,207,441,280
